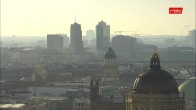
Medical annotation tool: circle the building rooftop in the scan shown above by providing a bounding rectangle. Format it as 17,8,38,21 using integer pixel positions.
10,104,25,108
0,104,13,108
30,96,68,101
0,104,25,109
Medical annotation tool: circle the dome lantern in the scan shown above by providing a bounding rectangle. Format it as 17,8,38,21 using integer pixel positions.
150,49,161,69
132,50,179,94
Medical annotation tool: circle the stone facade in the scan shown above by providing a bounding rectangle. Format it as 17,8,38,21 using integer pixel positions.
102,47,118,81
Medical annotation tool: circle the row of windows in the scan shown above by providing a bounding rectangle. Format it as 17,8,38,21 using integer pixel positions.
132,106,184,110
73,108,90,110
132,98,184,102
74,102,90,107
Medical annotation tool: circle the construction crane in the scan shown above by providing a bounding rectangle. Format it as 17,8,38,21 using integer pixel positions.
133,33,153,39
114,31,137,37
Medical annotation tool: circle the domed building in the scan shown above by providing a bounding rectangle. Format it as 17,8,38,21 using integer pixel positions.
179,77,196,110
102,47,118,82
126,51,185,110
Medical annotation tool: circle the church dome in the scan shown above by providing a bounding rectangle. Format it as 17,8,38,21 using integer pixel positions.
133,50,179,94
104,47,116,59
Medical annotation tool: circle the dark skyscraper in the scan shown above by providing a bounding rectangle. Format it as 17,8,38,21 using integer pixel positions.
69,22,83,53
47,34,64,50
96,21,110,51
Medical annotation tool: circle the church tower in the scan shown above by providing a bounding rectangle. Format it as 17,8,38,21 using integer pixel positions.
102,47,118,82
90,80,100,110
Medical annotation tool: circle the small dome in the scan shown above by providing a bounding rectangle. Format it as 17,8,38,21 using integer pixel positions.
133,51,179,94
179,77,196,100
104,47,116,59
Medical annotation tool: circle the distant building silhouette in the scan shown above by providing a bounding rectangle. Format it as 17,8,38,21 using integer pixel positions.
111,35,136,59
96,21,110,51
47,34,64,51
86,29,95,44
102,47,118,82
69,22,83,53
63,34,69,48
186,29,196,51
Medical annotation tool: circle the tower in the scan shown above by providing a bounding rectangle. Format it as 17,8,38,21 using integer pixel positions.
69,22,83,53
126,50,185,110
96,20,110,51
102,47,118,82
90,80,100,110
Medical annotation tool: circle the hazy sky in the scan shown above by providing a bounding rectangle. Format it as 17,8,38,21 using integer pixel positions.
1,0,195,36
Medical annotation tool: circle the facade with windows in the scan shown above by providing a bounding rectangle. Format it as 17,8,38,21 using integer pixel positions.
102,47,118,82
73,97,90,110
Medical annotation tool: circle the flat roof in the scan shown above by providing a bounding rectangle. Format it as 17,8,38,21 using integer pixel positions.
0,104,13,108
0,104,25,108
10,104,25,108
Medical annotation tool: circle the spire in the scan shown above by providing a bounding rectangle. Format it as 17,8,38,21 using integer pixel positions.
104,47,116,59
75,16,77,23
96,80,99,86
150,49,161,69
90,80,94,87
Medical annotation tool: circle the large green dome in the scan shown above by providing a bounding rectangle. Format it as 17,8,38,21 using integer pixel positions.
179,77,196,100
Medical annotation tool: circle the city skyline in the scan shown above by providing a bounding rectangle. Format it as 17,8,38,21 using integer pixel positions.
1,0,195,36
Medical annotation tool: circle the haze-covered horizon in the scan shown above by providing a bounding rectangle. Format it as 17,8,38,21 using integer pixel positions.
1,0,195,36
0,34,189,40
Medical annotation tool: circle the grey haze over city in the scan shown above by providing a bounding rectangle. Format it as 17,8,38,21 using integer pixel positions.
0,0,196,109
1,20,195,110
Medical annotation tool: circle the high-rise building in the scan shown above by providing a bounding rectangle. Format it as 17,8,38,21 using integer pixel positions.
186,29,196,51
86,29,95,42
69,22,83,53
96,21,110,51
47,34,64,50
63,35,69,48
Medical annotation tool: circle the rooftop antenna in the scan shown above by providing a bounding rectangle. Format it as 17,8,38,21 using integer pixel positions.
75,16,77,23
154,48,156,53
